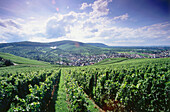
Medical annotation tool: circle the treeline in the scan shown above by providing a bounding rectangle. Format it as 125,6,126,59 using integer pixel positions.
0,57,14,67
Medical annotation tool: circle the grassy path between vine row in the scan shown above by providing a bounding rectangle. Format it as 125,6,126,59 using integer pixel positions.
55,70,69,112
55,70,100,112
84,92,103,112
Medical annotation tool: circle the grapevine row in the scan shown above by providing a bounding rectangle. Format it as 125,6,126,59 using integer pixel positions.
63,70,89,112
0,69,61,112
65,58,170,111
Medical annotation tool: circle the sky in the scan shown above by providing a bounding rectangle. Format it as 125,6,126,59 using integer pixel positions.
0,0,170,46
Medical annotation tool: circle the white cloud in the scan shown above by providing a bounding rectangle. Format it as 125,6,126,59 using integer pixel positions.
80,0,113,18
113,13,129,20
80,3,91,10
45,11,89,39
28,36,67,43
0,19,26,42
0,19,21,29
0,0,169,46
90,0,112,18
102,22,170,46
46,18,67,38
0,40,7,43
113,40,144,43
0,17,48,43
22,20,46,35
0,0,114,43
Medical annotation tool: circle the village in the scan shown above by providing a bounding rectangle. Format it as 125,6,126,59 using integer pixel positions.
56,50,170,66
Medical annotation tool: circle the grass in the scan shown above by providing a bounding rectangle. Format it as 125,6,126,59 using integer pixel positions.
107,57,170,67
0,52,49,65
85,95,100,112
117,51,151,57
55,70,69,112
55,70,100,112
0,65,55,74
94,58,128,65
0,52,54,74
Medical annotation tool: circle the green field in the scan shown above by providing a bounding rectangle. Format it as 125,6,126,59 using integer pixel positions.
94,58,128,65
0,52,169,112
0,52,49,65
117,51,151,57
0,52,54,74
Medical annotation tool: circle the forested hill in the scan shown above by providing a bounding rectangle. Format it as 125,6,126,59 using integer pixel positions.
87,43,109,48
0,40,94,48
0,40,169,65
0,40,114,64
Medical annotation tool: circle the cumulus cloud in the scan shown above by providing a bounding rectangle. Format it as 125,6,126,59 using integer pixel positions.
80,3,92,10
0,0,169,46
113,40,144,43
0,0,114,43
102,22,170,46
6,20,21,29
45,12,88,39
0,21,6,28
0,17,47,43
0,19,21,29
113,13,129,20
80,0,113,17
90,0,112,18
0,18,25,43
46,18,67,38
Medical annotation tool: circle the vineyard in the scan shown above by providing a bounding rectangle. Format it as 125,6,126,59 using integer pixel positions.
0,69,61,112
0,57,170,112
63,58,170,112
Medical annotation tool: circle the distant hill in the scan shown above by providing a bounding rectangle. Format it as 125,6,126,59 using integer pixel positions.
87,43,109,48
1,40,168,65
0,40,111,54
0,40,88,48
0,40,115,64
0,40,109,48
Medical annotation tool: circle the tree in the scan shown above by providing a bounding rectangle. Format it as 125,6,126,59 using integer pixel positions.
4,59,14,66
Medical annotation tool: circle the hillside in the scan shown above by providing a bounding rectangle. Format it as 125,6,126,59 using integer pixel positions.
0,52,54,74
0,40,169,66
0,52,49,65
87,43,109,48
0,40,114,64
0,40,95,49
63,57,170,111
0,52,169,112
94,58,128,65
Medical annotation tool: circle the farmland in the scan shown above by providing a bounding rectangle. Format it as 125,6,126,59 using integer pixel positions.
0,52,169,112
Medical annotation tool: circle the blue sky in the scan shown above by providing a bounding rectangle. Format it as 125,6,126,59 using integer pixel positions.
0,0,169,46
